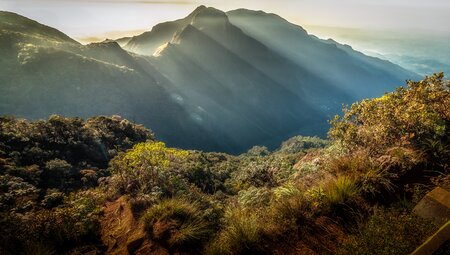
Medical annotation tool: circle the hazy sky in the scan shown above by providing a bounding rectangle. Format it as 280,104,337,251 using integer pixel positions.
2,0,450,42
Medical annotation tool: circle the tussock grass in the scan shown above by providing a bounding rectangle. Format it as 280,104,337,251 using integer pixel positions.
323,176,359,206
141,198,212,251
208,207,269,255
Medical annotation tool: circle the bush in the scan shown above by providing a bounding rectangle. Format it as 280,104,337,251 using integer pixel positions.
329,73,450,168
278,135,329,154
142,198,212,251
326,152,395,198
0,115,153,193
245,146,270,157
42,159,72,190
0,190,102,254
109,141,189,197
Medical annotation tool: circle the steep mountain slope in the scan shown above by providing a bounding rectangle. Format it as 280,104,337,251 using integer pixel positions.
227,9,418,97
0,11,210,149
151,24,325,151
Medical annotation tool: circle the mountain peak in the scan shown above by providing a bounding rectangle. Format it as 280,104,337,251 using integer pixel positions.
185,5,208,19
190,7,229,32
193,5,207,13
194,7,227,18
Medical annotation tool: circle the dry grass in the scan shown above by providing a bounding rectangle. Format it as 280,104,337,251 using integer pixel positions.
141,198,212,251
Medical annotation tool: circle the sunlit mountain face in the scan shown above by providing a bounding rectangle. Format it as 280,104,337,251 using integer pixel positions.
0,6,418,153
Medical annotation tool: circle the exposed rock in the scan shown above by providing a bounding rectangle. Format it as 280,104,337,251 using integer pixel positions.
413,187,450,226
100,196,168,255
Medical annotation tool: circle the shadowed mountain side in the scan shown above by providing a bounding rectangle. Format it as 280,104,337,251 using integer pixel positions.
227,9,418,98
150,24,328,151
0,12,220,151
190,7,351,106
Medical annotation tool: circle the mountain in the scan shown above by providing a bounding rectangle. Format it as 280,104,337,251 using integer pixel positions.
0,11,211,150
0,8,418,153
227,9,418,98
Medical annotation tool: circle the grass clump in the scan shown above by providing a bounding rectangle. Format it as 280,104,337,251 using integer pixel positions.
141,198,212,252
208,207,268,255
323,176,359,206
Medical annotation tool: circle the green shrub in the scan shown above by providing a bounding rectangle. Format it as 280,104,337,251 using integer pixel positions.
109,141,189,197
278,135,329,154
0,190,102,254
245,146,270,157
142,198,212,251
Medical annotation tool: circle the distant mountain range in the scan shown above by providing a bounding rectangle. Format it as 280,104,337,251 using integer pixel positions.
0,6,418,153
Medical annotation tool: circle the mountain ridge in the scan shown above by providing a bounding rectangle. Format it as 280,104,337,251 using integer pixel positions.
0,7,419,153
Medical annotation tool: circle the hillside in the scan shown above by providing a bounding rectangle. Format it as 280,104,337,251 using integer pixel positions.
0,74,448,254
0,11,213,150
0,7,418,153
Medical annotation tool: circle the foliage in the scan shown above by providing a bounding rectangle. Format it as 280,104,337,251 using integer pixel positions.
228,154,296,191
109,141,189,197
329,73,450,168
0,115,152,171
0,190,103,254
0,174,39,212
1,74,449,254
208,207,268,255
245,146,270,157
322,176,359,206
237,186,272,208
142,198,212,251
178,152,233,194
0,115,152,207
278,135,329,154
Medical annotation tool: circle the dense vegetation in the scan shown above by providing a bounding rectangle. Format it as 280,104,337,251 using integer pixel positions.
0,74,448,254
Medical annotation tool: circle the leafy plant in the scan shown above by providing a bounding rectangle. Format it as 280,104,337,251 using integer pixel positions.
109,141,189,196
